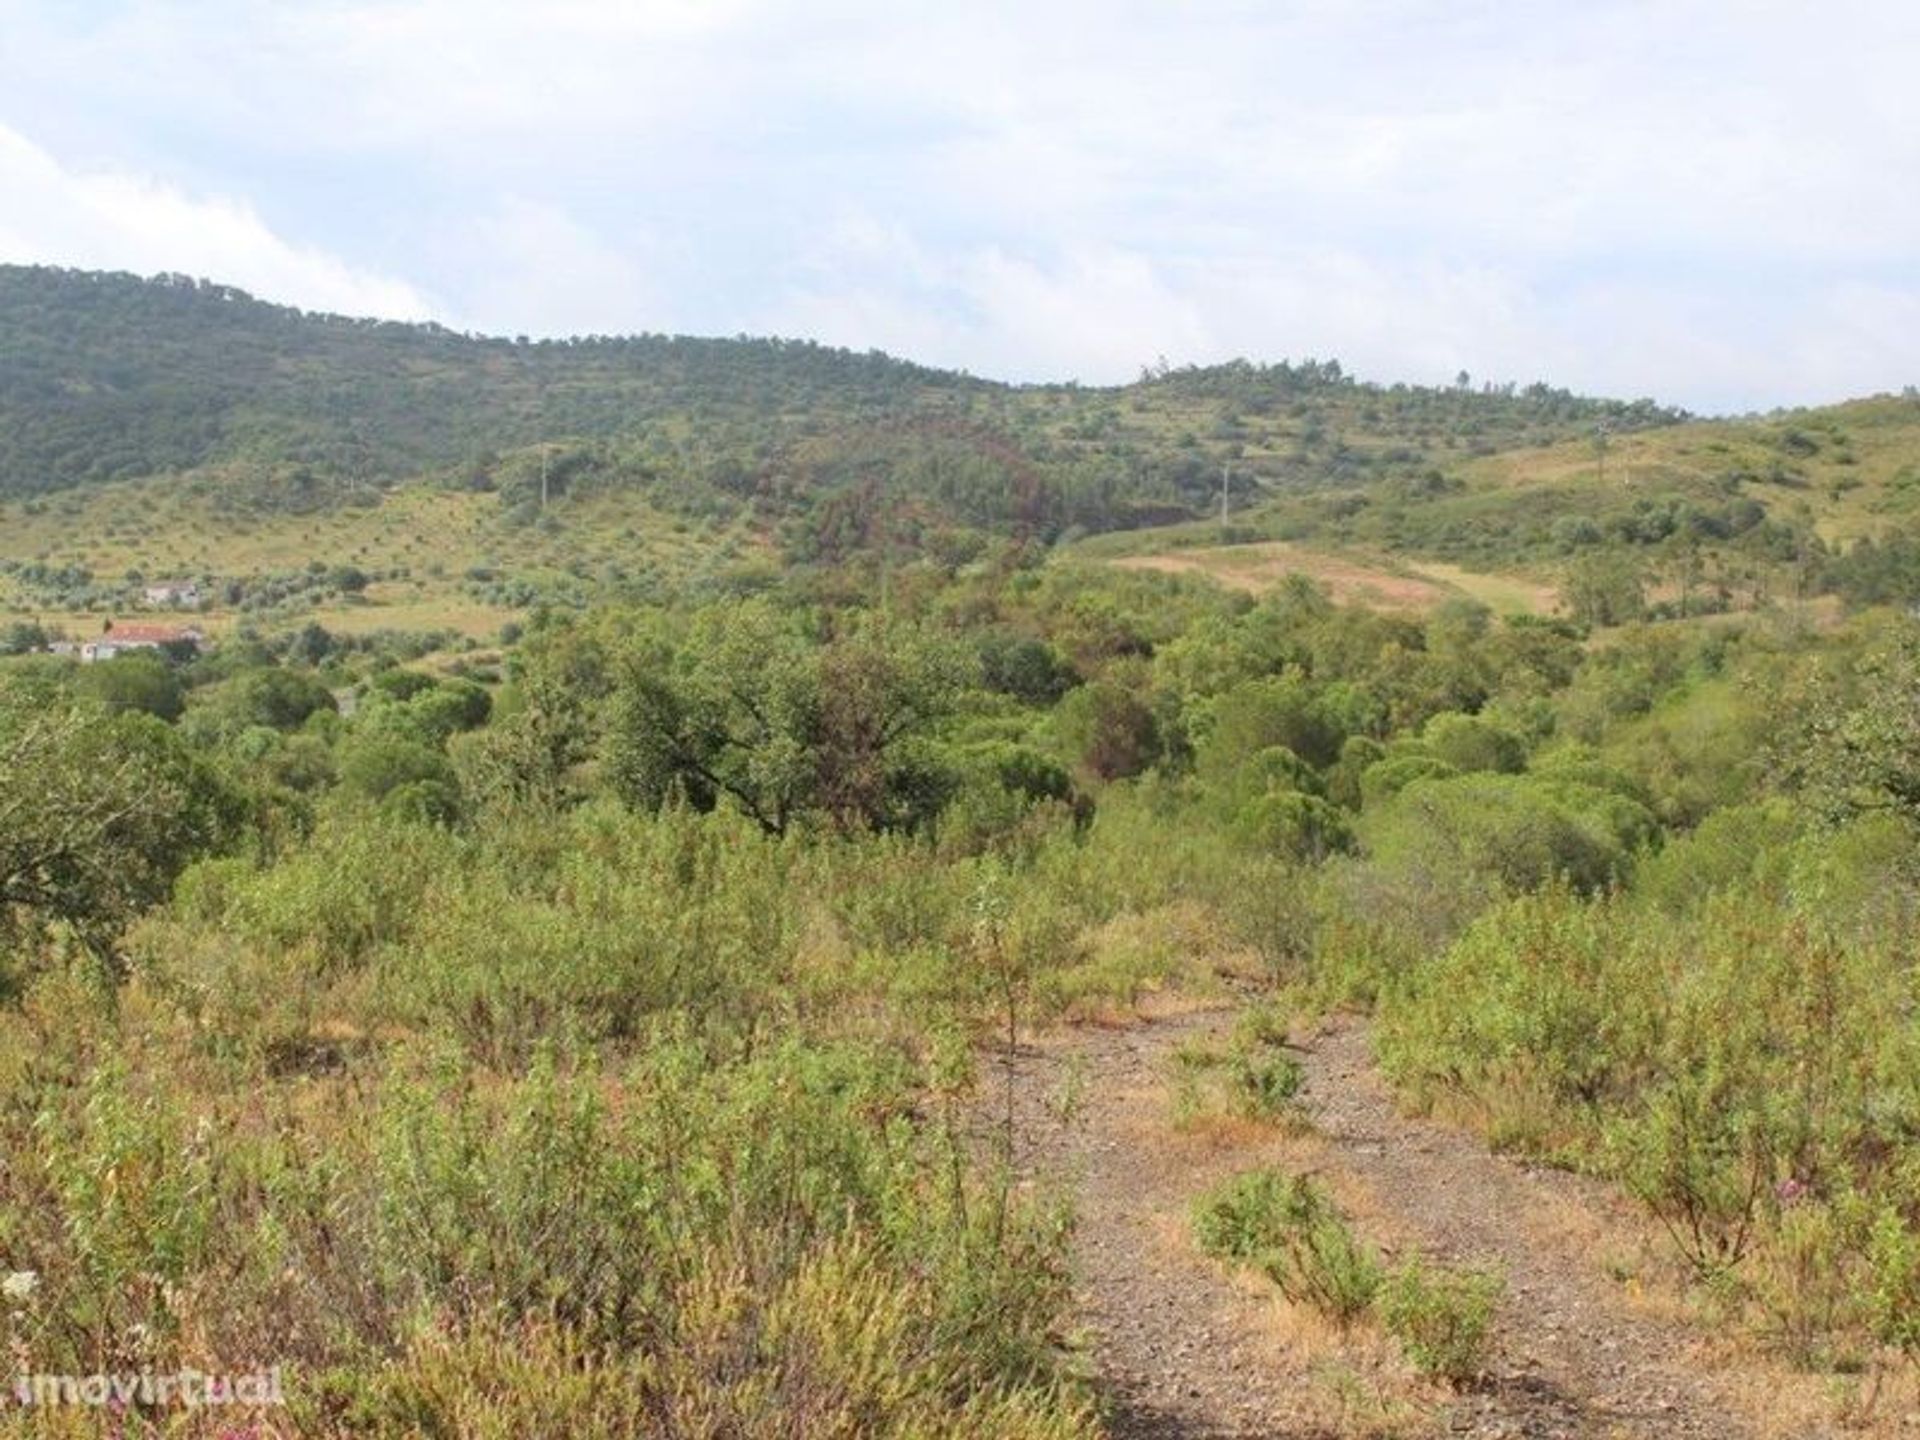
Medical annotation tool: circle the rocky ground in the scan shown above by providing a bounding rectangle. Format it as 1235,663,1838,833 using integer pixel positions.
984,1004,1839,1439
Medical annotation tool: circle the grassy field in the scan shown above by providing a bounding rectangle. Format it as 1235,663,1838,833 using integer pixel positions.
1109,542,1556,614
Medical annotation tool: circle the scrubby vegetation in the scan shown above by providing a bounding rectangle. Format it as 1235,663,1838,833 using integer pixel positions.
13,264,1920,1431
11,506,1920,1431
1193,1167,1503,1382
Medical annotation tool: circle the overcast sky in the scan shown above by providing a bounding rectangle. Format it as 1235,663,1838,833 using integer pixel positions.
2,1,1917,413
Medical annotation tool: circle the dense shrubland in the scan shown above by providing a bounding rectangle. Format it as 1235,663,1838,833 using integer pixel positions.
6,538,1920,1430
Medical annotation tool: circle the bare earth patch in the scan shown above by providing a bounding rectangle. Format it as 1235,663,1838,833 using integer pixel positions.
1113,545,1453,612
1109,544,1558,617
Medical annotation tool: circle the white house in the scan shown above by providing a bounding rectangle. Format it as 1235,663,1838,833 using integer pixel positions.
143,580,202,609
81,623,206,663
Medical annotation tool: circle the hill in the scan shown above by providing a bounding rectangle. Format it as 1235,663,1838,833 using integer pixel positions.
7,264,1920,641
0,265,1683,528
1082,391,1920,625
0,265,1701,637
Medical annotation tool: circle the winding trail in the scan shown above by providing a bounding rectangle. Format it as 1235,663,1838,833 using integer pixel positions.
991,1006,1816,1440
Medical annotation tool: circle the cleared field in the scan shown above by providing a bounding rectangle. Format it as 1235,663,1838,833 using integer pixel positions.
1398,559,1561,615
1111,542,1556,615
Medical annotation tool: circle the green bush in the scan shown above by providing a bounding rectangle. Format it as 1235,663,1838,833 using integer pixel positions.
1359,752,1459,806
1193,1169,1381,1324
1364,772,1638,896
1230,790,1355,861
1376,1256,1505,1382
1229,1049,1304,1119
1054,678,1162,781
1423,711,1525,774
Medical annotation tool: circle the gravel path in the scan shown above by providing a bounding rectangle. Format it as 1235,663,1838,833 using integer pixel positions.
987,1006,1803,1440
1298,1016,1768,1439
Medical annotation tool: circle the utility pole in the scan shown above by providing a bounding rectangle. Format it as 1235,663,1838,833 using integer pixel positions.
540,445,550,510
878,494,891,623
1220,463,1230,534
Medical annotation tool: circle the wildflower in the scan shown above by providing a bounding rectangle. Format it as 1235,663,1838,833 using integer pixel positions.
0,1272,38,1304
1776,1177,1808,1207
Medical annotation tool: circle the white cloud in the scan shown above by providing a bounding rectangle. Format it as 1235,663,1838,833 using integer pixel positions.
441,197,670,339
2,1,1919,410
0,122,430,320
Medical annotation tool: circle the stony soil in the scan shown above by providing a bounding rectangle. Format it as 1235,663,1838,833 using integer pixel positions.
985,1005,1823,1440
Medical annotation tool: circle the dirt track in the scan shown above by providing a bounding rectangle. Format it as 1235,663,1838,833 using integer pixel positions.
988,1007,1817,1439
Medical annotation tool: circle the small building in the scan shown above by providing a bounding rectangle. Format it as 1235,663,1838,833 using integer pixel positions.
143,580,202,609
81,623,206,663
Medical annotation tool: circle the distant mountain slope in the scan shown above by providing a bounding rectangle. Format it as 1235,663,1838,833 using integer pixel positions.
0,265,972,495
0,266,1687,546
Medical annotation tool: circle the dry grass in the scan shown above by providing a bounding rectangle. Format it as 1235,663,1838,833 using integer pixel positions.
1113,543,1459,611
1459,394,1920,548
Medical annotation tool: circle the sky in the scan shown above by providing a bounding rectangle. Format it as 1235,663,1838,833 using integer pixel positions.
2,1,1917,415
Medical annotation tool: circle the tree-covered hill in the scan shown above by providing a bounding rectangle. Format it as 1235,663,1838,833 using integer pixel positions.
0,265,1686,544
0,265,974,495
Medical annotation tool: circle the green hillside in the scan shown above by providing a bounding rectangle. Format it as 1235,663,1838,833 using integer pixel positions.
0,265,1682,532
6,263,1920,642
1085,392,1920,625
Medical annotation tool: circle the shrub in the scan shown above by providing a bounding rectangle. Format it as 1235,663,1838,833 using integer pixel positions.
1054,680,1161,781
1364,773,1632,896
1377,1257,1505,1382
1359,753,1459,806
1201,676,1344,771
1229,1049,1304,1120
1193,1169,1381,1324
72,652,185,721
338,736,455,803
1423,712,1525,774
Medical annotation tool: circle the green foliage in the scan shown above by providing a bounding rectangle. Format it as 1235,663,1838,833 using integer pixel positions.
0,266,1684,573
1201,675,1345,772
9,496,1920,1418
1231,789,1355,861
1228,1046,1305,1120
338,735,455,805
605,604,967,835
1422,711,1526,774
72,652,185,721
1563,549,1647,627
1193,1169,1382,1324
188,665,337,736
1375,1258,1504,1383
1374,802,1920,1367
1364,771,1647,897
0,620,47,655
1196,1169,1504,1384
1053,678,1162,781
1790,620,1920,829
1359,752,1460,806
0,680,239,956
979,632,1080,705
